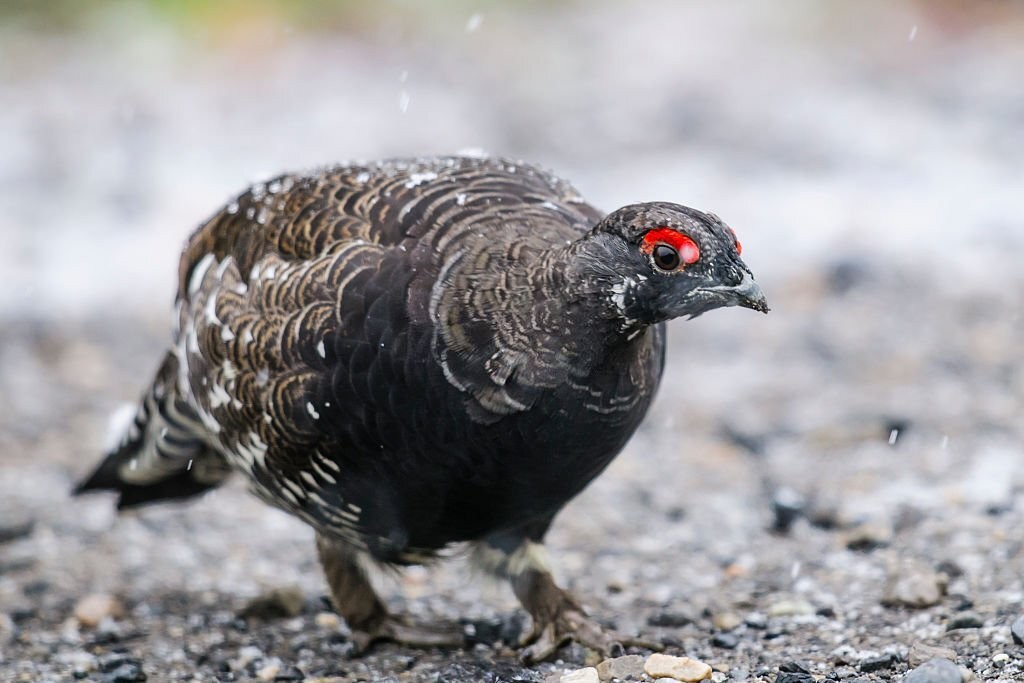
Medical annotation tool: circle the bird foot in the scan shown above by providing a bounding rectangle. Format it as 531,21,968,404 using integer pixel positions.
349,614,466,655
519,605,662,663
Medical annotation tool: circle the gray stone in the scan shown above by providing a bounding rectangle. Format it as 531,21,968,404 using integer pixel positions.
1011,615,1024,646
904,658,963,683
595,654,645,681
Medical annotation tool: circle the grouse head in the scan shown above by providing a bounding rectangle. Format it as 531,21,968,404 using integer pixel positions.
571,201,768,327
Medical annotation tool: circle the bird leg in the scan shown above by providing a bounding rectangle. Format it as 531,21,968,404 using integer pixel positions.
315,533,464,653
513,566,627,663
475,536,660,663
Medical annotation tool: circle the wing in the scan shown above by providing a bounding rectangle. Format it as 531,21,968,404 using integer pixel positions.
173,156,608,554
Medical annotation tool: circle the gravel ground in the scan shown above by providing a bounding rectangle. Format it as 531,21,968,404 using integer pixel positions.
2,2,1023,681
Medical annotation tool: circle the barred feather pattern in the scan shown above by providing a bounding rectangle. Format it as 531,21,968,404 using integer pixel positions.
93,156,716,562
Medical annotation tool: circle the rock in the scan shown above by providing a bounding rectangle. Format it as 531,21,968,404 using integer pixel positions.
844,519,893,551
770,487,805,534
992,653,1009,667
273,665,304,681
98,655,146,683
909,643,958,666
881,566,946,608
596,654,645,681
648,610,694,627
904,658,963,683
560,667,600,683
859,653,899,672
935,560,964,579
711,632,738,649
778,661,811,674
767,599,815,617
643,653,712,681
1010,615,1024,646
73,594,125,628
0,517,34,544
102,662,147,683
711,611,742,631
744,613,768,629
238,587,304,620
775,674,814,683
258,663,282,683
946,612,983,631
314,612,340,629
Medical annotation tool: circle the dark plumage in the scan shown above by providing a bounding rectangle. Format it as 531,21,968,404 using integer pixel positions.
76,155,767,660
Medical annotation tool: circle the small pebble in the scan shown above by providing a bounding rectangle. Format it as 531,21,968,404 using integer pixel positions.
648,610,694,627
314,612,340,629
73,594,125,628
712,611,742,631
909,642,958,666
904,658,963,683
273,665,304,681
1010,615,1024,646
712,632,738,649
560,667,599,683
767,600,815,617
779,661,811,674
596,654,645,680
844,519,893,551
644,653,712,681
775,674,814,683
992,652,1009,667
770,487,805,534
102,662,147,683
946,613,983,631
257,663,280,681
238,587,304,620
881,568,945,608
859,653,899,672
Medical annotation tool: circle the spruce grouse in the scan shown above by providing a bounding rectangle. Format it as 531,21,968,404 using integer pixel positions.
76,155,767,661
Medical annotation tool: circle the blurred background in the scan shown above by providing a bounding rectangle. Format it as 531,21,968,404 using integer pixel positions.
1,1,1023,680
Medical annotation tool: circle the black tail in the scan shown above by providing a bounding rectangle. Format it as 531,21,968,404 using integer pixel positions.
74,352,231,509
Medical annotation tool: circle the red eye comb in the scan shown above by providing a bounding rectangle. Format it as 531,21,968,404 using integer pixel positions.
641,228,700,265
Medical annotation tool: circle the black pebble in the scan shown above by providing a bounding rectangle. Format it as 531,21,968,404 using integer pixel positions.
647,610,693,627
779,661,811,674
771,487,805,534
946,613,983,631
274,666,304,681
712,631,739,649
776,673,815,683
859,653,899,672
904,658,962,683
102,662,147,683
1010,615,1024,646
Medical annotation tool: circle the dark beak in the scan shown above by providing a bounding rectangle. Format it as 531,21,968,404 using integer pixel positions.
703,272,769,313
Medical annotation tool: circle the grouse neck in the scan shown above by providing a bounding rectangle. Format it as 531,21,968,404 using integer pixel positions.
537,239,650,350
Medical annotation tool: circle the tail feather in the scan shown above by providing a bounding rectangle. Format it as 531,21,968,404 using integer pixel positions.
74,352,231,509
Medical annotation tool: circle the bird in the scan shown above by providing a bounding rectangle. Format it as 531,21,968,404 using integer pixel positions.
75,155,767,662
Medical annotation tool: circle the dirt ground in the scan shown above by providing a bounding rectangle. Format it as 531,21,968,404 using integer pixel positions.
1,2,1023,681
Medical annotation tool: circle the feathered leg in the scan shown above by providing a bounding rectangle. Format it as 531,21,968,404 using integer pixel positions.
315,532,464,652
475,522,660,663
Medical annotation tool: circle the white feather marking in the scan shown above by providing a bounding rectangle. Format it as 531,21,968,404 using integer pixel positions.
316,340,326,358
306,402,320,420
220,326,236,342
209,383,231,408
221,360,238,381
188,254,217,296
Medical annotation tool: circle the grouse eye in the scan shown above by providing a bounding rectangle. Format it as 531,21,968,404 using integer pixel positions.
652,244,680,271
641,227,700,271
